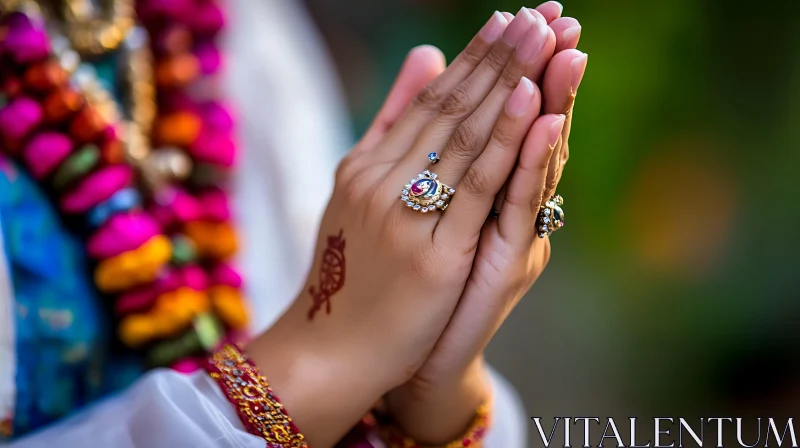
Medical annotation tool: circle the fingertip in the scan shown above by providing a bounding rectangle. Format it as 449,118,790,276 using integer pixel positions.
478,11,509,43
570,52,588,94
549,17,581,51
527,8,547,25
500,11,515,22
506,76,536,117
542,49,585,113
532,1,562,23
502,8,536,45
408,45,446,75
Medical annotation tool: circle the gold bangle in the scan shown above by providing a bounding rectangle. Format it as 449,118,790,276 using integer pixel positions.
378,404,491,448
206,344,309,447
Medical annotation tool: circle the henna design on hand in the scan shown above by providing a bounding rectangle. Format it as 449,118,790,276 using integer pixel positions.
308,229,346,320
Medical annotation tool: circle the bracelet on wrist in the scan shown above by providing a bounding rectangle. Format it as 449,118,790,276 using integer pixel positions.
206,344,308,447
376,404,491,448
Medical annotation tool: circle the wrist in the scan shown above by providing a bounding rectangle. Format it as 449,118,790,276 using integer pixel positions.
246,305,390,447
385,356,491,445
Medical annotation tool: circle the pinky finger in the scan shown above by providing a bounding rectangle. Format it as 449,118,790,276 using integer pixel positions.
496,114,565,245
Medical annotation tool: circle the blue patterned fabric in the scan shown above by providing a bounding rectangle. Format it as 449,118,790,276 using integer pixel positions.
0,156,142,438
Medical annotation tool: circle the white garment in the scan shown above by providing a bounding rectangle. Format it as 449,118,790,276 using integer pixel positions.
6,366,524,448
0,0,528,445
0,218,16,428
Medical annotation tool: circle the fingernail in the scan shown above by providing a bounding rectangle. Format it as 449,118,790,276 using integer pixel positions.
506,77,535,117
552,1,564,13
479,11,508,43
502,7,535,45
549,115,566,148
563,26,582,46
526,8,545,24
500,11,515,22
571,52,588,95
515,22,547,61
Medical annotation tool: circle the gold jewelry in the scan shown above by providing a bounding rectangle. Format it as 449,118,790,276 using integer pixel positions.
21,0,179,192
206,344,309,447
537,195,564,238
401,170,454,213
59,0,135,56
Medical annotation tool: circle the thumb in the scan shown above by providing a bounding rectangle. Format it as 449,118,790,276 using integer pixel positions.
358,45,445,152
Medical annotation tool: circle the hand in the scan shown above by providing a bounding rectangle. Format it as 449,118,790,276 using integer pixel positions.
246,7,556,447
385,3,589,443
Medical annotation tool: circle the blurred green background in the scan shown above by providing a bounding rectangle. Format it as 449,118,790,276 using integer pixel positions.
305,0,800,444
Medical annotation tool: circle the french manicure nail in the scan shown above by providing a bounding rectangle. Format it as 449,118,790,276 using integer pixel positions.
563,26,582,46
502,7,535,45
571,52,588,94
549,115,566,148
515,22,547,60
479,11,508,43
553,1,564,13
526,8,545,24
506,77,535,117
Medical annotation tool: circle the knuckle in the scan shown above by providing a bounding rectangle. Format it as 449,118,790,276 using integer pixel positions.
334,155,354,184
459,42,486,68
413,84,442,111
448,123,478,159
503,190,528,209
483,48,509,73
342,181,361,206
462,165,491,196
498,67,521,90
490,124,517,149
439,86,473,119
337,166,369,206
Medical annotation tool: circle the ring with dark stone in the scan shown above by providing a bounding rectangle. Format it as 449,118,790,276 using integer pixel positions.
536,195,564,238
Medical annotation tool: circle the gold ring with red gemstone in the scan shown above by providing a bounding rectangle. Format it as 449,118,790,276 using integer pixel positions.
400,170,454,213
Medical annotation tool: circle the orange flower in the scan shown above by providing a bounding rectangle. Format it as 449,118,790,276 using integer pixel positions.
184,221,238,260
209,285,249,329
95,235,172,292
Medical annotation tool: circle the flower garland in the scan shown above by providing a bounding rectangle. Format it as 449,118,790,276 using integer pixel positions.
132,0,249,370
0,0,248,372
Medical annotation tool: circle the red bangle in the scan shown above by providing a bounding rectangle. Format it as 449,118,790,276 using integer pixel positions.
205,344,308,447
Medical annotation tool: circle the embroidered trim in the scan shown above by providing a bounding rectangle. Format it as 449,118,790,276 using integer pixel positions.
206,344,308,447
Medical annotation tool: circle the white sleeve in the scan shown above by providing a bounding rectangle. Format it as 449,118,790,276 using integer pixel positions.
3,366,527,448
0,216,18,429
485,365,528,448
4,370,263,448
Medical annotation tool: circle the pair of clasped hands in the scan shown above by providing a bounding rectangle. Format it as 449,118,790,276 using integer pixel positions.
250,3,587,446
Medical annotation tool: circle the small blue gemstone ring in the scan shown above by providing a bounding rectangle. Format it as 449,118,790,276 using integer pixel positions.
428,152,440,164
